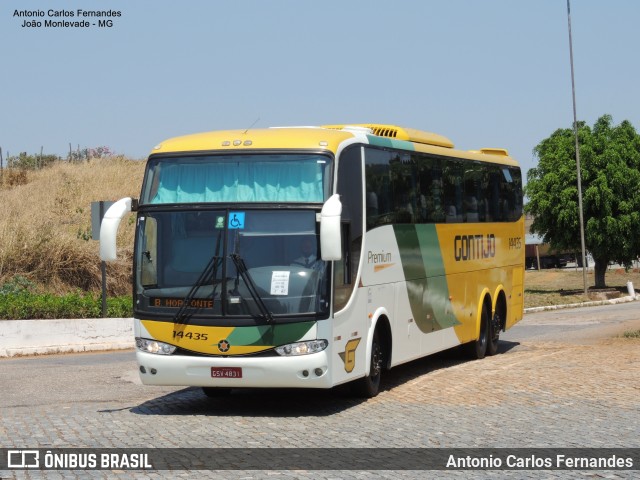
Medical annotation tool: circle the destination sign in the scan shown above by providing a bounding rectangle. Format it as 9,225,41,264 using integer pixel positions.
150,298,214,309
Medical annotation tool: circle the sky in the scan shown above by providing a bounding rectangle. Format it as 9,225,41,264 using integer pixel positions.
1,0,639,179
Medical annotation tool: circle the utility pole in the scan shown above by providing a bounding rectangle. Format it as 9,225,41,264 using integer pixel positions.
567,0,588,295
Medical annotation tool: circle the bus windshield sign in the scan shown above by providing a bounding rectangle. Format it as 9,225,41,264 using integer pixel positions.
140,153,332,205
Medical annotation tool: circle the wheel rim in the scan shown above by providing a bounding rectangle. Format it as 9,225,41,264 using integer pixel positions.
477,308,489,353
491,313,501,341
371,341,382,378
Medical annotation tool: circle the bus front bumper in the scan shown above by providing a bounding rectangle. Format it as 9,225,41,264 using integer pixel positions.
136,350,332,389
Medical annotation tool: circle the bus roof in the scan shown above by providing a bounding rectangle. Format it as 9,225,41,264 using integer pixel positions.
151,124,518,166
151,127,354,155
322,124,454,148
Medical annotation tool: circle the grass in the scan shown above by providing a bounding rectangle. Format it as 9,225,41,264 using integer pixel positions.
622,330,640,338
0,291,132,319
0,158,144,296
524,267,640,308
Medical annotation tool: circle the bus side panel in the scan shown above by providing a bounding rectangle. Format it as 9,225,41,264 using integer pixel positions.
436,218,525,341
441,269,497,344
508,266,524,328
393,281,421,363
331,288,371,387
360,225,421,368
356,219,524,368
361,225,464,366
392,224,463,336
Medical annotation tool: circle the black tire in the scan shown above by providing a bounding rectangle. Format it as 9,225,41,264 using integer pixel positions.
352,329,382,398
465,303,489,360
202,387,232,398
487,309,501,356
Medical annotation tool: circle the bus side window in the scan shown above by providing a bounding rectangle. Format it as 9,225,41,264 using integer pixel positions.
140,217,158,287
366,191,378,228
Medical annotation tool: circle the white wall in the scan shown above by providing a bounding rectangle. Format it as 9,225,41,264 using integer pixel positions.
0,318,134,357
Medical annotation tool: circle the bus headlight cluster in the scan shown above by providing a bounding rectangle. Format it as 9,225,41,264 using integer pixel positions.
275,339,328,356
136,337,176,355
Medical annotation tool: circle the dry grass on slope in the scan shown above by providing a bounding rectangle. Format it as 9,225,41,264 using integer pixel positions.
0,159,145,295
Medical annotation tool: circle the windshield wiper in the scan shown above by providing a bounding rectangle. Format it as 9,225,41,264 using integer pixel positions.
174,232,223,324
229,253,274,324
173,255,222,324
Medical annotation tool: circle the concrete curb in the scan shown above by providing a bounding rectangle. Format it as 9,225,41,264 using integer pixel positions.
0,317,133,358
523,294,637,314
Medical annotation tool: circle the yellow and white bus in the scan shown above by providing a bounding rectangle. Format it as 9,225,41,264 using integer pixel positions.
101,124,524,397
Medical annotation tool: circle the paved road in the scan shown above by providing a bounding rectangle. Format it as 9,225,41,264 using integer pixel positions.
506,300,640,343
1,302,638,479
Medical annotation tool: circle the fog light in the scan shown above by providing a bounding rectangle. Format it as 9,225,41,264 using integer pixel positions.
150,368,157,375
139,366,146,374
314,368,323,377
302,370,309,377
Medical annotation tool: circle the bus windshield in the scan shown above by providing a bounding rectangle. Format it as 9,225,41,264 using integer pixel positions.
135,209,330,319
141,153,332,204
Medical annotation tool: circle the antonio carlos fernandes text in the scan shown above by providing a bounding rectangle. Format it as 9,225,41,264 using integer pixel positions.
446,454,634,469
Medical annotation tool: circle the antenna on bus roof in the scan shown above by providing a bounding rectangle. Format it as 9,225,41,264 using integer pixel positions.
243,117,260,134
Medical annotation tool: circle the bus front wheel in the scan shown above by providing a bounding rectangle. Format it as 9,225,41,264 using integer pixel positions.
352,329,382,398
202,387,232,398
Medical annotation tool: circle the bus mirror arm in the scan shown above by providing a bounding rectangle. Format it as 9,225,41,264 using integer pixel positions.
320,194,342,261
99,197,133,262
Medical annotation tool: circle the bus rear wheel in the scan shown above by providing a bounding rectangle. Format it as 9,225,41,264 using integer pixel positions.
352,329,382,398
487,310,502,356
465,303,489,360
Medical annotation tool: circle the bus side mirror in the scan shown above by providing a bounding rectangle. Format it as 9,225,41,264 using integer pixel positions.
100,197,133,262
320,194,342,261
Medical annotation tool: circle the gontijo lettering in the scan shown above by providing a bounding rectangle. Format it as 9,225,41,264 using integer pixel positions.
454,234,496,261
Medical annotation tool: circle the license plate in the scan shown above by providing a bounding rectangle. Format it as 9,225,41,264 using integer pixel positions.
211,367,242,379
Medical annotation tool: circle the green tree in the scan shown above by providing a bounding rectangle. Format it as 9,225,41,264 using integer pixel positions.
525,115,640,288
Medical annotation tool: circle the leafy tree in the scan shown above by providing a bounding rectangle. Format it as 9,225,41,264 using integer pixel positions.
525,115,640,288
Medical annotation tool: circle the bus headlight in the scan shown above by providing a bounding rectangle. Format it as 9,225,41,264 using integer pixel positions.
275,339,328,356
136,337,176,355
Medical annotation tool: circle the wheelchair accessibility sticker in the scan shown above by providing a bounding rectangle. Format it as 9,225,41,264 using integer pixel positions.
228,212,245,229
